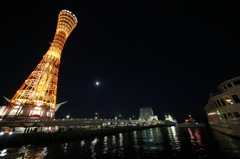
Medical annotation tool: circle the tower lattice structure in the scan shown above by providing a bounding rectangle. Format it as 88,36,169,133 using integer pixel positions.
2,10,77,119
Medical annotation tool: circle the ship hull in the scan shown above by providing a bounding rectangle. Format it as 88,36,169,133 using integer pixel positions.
164,120,177,126
178,123,205,127
209,123,240,137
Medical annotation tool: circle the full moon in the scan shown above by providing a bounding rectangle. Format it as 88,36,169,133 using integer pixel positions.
96,82,99,85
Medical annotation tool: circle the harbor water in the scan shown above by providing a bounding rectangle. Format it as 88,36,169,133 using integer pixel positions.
1,126,240,159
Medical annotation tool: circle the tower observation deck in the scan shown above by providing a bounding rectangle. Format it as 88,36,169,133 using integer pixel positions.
1,10,77,119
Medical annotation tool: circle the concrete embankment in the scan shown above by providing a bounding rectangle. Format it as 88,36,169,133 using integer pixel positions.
0,125,165,148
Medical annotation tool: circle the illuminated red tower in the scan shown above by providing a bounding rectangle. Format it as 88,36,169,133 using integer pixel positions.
1,10,77,119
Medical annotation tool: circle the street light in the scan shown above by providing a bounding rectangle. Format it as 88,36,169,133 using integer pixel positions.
95,112,99,119
66,115,70,119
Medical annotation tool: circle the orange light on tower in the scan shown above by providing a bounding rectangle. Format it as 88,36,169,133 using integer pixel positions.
2,10,77,119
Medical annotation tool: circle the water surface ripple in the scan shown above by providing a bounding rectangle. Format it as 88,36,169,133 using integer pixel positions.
1,126,240,159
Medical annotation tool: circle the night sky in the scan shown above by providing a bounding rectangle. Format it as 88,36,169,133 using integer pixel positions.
0,1,240,122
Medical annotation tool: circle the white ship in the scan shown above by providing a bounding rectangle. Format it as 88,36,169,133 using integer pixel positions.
204,76,240,137
163,113,177,126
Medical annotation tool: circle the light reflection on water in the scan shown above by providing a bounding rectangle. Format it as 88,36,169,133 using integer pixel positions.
81,140,85,147
211,130,240,159
103,136,108,154
1,126,240,158
133,130,140,154
90,138,98,158
169,126,180,150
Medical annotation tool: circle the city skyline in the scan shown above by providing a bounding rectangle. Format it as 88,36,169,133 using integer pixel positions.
0,1,240,121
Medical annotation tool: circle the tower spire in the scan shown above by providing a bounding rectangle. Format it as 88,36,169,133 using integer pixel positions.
2,10,77,120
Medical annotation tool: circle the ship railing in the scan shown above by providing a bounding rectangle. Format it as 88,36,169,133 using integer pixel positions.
209,92,222,98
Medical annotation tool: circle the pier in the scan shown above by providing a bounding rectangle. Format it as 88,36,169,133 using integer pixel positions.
0,118,166,149
0,117,162,129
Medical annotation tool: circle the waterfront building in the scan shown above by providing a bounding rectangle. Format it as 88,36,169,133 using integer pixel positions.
0,10,77,120
138,107,158,121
